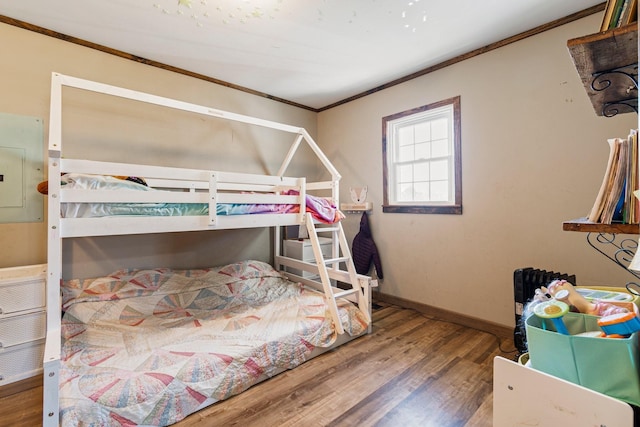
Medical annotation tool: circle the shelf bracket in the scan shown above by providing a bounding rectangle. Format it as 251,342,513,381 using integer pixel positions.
586,232,640,286
602,98,638,117
590,63,638,117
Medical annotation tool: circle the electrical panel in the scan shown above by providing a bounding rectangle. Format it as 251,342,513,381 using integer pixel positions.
0,113,43,223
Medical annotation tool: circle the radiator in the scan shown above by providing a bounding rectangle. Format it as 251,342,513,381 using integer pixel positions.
513,267,577,354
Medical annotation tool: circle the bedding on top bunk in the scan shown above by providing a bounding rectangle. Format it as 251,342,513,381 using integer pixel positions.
59,260,368,426
57,173,343,223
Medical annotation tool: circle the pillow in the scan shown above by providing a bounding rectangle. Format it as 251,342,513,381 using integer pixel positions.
37,173,147,194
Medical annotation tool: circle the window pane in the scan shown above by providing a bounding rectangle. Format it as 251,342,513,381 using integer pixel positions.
398,183,413,202
414,162,429,181
398,144,414,162
431,118,448,139
414,122,430,143
430,159,448,181
398,126,414,146
431,138,449,158
430,180,449,201
398,164,413,182
413,182,429,201
415,142,430,160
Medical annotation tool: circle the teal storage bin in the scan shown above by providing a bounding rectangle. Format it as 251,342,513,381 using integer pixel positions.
525,311,640,406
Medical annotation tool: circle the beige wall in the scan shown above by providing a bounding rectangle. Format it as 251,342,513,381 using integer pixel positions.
0,22,318,277
318,15,638,328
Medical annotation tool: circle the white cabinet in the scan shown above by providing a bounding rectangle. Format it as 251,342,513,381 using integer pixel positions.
284,237,333,278
493,357,633,426
0,264,47,386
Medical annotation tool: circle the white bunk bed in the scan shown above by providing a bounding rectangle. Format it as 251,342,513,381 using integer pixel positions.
42,73,372,426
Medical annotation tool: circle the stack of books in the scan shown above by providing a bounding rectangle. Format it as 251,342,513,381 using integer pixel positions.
588,129,639,224
600,0,638,31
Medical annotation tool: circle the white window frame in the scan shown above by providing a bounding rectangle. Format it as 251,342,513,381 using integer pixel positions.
382,96,462,214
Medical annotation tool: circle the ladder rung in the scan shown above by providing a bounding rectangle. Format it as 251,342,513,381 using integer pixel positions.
324,257,348,264
314,227,340,233
333,289,359,299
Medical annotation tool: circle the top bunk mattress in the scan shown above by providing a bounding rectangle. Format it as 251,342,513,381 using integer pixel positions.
57,173,343,224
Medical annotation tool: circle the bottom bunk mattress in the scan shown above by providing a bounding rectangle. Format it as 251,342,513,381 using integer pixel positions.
59,260,368,426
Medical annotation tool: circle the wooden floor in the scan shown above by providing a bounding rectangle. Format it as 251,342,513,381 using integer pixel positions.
0,303,517,427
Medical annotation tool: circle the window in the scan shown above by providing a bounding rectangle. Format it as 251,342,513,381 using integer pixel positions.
382,96,461,214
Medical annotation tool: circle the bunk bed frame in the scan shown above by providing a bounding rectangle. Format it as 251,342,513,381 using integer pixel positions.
42,73,371,426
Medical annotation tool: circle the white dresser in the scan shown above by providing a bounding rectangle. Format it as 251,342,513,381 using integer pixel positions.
284,237,333,278
0,264,47,386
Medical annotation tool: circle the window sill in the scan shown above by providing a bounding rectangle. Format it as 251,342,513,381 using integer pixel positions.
382,204,462,215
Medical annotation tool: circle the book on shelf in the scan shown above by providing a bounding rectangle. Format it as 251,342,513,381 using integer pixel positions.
600,0,618,31
611,0,628,28
600,0,638,31
587,129,639,225
626,129,639,222
619,0,638,26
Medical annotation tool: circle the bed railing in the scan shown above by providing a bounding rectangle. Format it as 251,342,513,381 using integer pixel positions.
54,158,312,237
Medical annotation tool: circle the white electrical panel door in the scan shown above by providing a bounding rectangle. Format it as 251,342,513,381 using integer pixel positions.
0,113,44,223
0,147,24,207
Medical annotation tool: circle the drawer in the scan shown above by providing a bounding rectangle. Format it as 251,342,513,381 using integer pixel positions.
284,238,333,261
0,311,46,348
0,264,46,283
0,265,46,315
284,238,335,279
0,339,45,385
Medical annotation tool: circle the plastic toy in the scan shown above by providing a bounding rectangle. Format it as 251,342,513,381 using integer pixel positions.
545,280,629,317
534,300,570,335
576,287,634,302
598,312,640,337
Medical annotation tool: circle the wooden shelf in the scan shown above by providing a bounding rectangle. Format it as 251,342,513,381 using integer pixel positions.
567,23,638,117
563,217,639,234
340,202,372,214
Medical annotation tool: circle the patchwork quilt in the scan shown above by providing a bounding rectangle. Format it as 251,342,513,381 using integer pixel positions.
59,260,368,426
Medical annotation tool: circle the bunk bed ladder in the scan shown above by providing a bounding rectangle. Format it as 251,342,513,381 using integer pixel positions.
305,213,371,334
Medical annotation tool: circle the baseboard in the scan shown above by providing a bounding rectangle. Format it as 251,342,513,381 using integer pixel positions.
373,291,513,340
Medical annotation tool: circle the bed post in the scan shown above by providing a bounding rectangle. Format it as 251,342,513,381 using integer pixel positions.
208,171,218,226
43,72,63,426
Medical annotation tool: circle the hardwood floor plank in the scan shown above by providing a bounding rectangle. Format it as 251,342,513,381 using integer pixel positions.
0,304,516,427
380,358,493,426
278,322,455,425
333,320,498,426
198,311,443,426
464,391,495,427
326,349,446,426
0,384,43,427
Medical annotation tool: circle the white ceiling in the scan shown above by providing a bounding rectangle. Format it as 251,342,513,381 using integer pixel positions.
2,0,603,110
